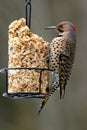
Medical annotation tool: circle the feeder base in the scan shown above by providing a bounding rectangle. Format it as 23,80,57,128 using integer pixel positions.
3,92,47,99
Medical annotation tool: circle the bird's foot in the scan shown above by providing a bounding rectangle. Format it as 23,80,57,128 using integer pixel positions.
40,55,50,63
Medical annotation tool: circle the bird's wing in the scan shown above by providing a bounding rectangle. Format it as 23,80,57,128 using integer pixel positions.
59,53,72,98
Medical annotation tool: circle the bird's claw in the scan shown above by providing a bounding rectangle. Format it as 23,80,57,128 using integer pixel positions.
41,55,50,63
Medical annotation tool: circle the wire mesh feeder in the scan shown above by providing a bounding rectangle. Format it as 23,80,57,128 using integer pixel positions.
0,68,53,99
0,0,53,99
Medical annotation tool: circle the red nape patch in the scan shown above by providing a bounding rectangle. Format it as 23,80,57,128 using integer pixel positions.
71,25,77,32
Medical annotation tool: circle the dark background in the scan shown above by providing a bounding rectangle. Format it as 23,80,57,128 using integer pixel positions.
0,0,87,130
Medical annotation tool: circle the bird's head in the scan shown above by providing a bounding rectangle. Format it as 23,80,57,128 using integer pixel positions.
45,21,76,35
57,21,76,33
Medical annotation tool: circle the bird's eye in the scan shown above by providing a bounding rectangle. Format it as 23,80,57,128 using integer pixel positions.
58,29,64,33
58,25,64,32
60,25,63,28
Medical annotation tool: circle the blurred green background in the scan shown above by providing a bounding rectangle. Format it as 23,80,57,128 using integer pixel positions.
0,0,87,130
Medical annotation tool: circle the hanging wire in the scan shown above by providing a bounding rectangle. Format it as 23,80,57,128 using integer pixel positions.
25,0,32,28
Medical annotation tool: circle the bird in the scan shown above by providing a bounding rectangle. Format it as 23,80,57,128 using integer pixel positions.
38,21,76,115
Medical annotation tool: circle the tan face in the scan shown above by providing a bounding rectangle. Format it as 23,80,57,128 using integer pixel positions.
56,21,76,33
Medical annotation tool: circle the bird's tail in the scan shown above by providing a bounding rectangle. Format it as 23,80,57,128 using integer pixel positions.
38,96,49,115
60,86,65,99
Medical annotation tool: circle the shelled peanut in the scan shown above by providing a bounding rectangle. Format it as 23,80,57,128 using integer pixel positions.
8,18,49,94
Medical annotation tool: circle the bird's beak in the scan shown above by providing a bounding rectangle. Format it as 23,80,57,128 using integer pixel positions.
45,26,56,30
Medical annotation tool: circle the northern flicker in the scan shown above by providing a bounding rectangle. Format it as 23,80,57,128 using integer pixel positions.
38,21,76,115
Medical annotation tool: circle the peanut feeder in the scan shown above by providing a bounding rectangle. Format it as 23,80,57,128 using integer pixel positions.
7,18,50,98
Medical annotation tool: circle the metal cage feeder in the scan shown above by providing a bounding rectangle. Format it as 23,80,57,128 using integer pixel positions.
0,67,53,99
0,0,53,99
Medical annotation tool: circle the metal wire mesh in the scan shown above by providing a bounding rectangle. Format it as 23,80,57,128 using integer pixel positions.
0,0,53,99
1,68,53,99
